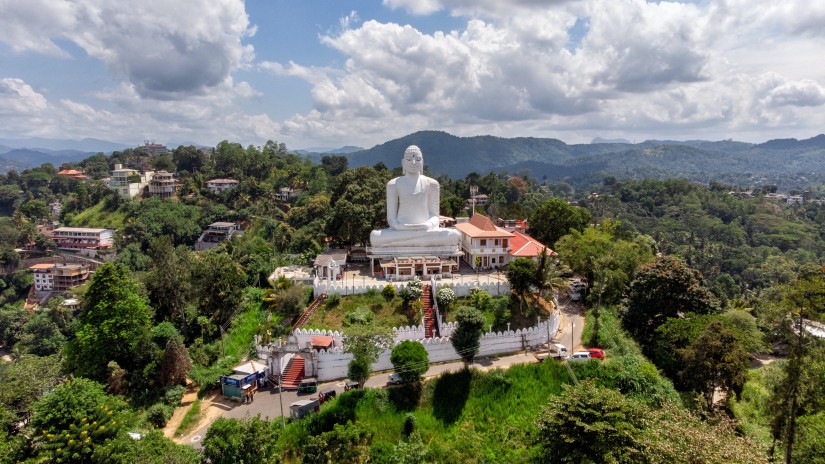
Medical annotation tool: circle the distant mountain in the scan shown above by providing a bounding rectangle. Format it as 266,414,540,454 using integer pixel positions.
344,131,825,190
592,137,631,144
0,137,131,153
296,145,364,155
2,148,93,170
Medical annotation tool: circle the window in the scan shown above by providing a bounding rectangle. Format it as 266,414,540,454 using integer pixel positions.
502,239,508,247
480,239,487,246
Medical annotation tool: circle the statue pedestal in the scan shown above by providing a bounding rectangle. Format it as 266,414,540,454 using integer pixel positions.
366,245,462,258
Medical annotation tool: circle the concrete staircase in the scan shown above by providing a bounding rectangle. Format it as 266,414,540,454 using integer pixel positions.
280,355,305,390
423,284,435,338
292,294,327,332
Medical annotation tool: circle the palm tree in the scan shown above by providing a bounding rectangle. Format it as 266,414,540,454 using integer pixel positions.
535,248,571,305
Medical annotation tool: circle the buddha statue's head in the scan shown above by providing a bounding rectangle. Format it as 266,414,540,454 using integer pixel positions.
402,145,424,175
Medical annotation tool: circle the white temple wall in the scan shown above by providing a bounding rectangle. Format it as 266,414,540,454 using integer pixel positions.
296,315,559,382
313,278,510,298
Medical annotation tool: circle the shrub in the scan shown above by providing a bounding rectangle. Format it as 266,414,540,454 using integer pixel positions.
344,307,374,326
403,413,417,437
146,403,174,428
436,287,455,308
164,385,186,406
326,292,341,308
382,284,396,300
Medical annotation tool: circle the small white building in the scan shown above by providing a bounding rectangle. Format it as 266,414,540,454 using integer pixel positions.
30,263,55,291
195,221,243,251
206,178,239,194
109,164,154,198
454,213,514,270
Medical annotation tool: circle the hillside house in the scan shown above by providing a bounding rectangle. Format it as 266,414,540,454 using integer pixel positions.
206,178,239,194
148,170,178,198
50,227,113,256
109,164,154,198
195,221,243,251
29,263,91,294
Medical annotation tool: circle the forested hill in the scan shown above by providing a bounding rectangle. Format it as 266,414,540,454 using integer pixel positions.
346,131,825,190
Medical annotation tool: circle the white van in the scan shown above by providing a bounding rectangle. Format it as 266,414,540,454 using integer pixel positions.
568,351,592,362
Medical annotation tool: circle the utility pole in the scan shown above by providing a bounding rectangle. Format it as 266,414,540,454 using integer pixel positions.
274,344,285,428
571,322,575,352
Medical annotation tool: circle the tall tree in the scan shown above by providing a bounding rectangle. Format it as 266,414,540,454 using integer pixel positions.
65,262,153,382
623,255,717,346
159,336,193,388
145,236,193,332
326,166,390,246
770,268,825,464
680,320,750,409
450,306,486,366
528,197,591,248
535,381,648,464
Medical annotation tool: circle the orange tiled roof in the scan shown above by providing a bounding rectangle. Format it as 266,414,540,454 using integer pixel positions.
29,263,55,270
454,213,514,238
509,231,555,258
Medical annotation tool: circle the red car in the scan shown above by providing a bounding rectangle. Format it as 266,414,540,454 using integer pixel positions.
588,348,605,359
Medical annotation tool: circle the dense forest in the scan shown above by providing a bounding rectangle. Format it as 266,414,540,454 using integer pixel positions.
0,139,823,463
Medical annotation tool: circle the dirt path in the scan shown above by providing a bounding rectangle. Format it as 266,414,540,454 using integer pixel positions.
164,384,234,443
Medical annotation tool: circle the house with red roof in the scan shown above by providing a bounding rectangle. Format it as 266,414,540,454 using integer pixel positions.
509,230,555,262
454,213,514,270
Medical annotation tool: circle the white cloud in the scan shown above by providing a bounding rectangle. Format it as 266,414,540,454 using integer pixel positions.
0,78,48,115
276,0,825,146
0,0,255,100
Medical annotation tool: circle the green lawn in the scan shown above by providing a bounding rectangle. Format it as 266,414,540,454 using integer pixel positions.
67,199,127,229
303,291,420,331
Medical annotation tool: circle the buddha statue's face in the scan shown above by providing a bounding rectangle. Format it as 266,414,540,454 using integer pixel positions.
402,146,424,175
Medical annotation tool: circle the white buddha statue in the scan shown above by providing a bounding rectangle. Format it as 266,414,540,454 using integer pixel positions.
369,145,461,248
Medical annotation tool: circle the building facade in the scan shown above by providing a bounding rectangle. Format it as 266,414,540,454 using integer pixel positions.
148,170,178,198
50,227,114,252
206,178,239,194
454,213,514,270
109,164,154,198
195,221,243,251
29,263,91,293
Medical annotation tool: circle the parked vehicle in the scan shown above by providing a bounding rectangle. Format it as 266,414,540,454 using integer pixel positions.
344,380,360,391
319,388,336,403
569,277,588,302
290,399,320,420
588,348,605,359
388,373,405,385
533,343,568,361
568,351,592,362
298,378,318,393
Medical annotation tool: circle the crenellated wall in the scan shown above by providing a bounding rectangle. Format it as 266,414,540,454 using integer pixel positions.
282,314,560,381
313,278,510,298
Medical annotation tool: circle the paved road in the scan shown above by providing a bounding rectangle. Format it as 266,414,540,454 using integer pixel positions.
183,297,585,447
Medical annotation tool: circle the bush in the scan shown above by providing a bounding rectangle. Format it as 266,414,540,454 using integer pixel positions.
344,307,374,326
381,284,396,300
436,287,455,308
164,385,186,406
403,413,416,437
325,292,341,308
146,403,174,428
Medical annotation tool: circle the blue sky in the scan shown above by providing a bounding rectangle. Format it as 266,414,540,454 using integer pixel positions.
2,0,825,150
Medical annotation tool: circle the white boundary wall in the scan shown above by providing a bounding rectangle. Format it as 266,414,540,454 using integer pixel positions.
281,312,559,381
313,278,510,298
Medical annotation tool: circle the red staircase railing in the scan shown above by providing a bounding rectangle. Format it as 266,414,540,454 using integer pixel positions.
292,294,327,332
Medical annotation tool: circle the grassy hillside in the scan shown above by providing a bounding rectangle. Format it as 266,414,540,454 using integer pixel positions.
66,199,128,229
273,307,767,463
